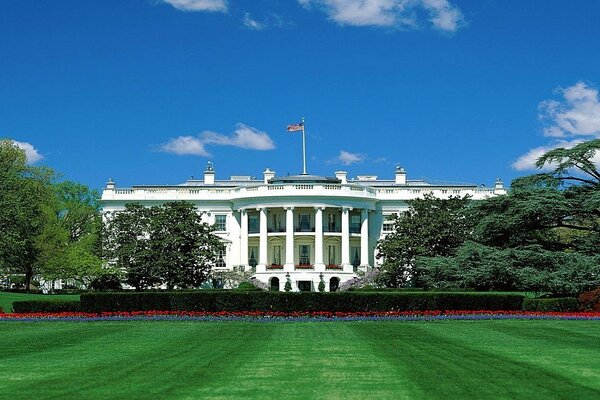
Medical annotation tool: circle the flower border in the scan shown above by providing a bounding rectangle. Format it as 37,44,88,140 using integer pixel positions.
2,310,600,322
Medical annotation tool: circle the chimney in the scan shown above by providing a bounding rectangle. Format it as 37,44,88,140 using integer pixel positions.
335,171,347,184
395,166,406,185
105,178,115,191
204,161,215,185
263,168,275,184
494,178,505,194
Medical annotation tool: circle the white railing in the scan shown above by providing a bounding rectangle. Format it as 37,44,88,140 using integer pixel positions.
103,182,498,201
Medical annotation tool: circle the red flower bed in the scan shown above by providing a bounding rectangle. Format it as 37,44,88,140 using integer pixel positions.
2,310,600,320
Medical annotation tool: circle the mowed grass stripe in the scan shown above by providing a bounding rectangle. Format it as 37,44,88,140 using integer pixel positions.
1,321,600,399
350,320,600,399
0,322,275,399
191,322,418,399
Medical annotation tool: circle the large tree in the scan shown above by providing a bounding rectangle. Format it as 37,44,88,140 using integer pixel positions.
150,202,223,289
0,139,55,290
103,203,159,290
376,193,473,287
39,181,107,287
103,201,223,289
416,140,600,295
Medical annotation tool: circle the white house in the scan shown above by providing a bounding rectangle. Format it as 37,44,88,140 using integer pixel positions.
101,164,506,292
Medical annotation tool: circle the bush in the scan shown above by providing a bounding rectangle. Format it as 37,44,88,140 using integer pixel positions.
90,274,123,292
12,300,82,313
80,291,525,313
522,298,579,312
579,287,600,311
235,282,262,291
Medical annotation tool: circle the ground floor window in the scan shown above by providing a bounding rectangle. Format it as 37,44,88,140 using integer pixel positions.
270,277,280,291
330,277,340,292
298,281,312,292
215,248,226,268
248,246,258,268
299,245,310,265
328,245,337,265
273,245,281,265
351,246,360,270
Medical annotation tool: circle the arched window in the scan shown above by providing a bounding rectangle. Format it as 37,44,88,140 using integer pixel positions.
330,277,340,292
270,277,280,292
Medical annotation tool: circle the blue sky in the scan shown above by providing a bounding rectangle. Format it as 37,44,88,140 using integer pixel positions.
2,0,600,190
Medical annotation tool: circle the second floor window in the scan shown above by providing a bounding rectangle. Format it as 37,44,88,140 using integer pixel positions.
350,214,361,233
328,213,336,231
215,215,227,231
299,214,310,231
248,214,259,233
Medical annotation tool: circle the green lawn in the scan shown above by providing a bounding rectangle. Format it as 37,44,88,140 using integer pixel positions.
0,292,79,313
1,320,599,399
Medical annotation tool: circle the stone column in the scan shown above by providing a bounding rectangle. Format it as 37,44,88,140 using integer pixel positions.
240,209,248,269
314,206,324,270
284,207,295,269
258,207,268,267
341,207,351,266
360,209,369,267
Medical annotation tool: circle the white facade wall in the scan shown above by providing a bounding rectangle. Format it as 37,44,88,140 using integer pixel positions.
101,168,506,291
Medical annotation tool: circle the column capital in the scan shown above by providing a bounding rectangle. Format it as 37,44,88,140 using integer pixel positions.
256,207,268,212
342,206,353,213
283,206,295,211
313,206,325,211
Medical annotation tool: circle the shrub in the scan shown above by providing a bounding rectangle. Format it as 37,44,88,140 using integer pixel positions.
235,282,261,291
90,274,123,291
80,291,525,313
12,300,82,313
522,298,579,312
578,287,600,311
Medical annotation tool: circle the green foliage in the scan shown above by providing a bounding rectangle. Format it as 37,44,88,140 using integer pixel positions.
103,202,224,289
90,274,123,291
12,300,82,313
0,139,56,290
377,193,473,287
318,274,325,292
416,241,600,295
522,298,579,312
284,276,292,292
79,291,525,313
235,282,261,291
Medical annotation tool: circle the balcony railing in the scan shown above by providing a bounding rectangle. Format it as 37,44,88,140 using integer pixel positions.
266,264,283,270
324,226,341,233
267,227,286,233
326,264,343,270
295,264,314,270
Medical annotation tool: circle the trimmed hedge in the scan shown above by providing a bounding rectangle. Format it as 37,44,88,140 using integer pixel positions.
522,297,579,312
79,291,525,313
12,300,82,313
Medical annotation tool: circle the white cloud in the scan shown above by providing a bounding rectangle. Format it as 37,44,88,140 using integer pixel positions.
298,0,464,31
12,140,43,164
514,82,600,171
161,0,227,13
242,13,266,30
200,124,275,150
539,82,600,137
161,136,211,157
161,124,275,157
336,150,364,165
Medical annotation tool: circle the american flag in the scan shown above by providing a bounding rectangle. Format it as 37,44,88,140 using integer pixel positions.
286,122,304,132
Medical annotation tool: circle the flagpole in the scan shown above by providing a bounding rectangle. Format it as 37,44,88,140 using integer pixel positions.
301,117,307,175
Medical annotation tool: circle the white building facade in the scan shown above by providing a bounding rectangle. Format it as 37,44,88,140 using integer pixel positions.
101,165,506,292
